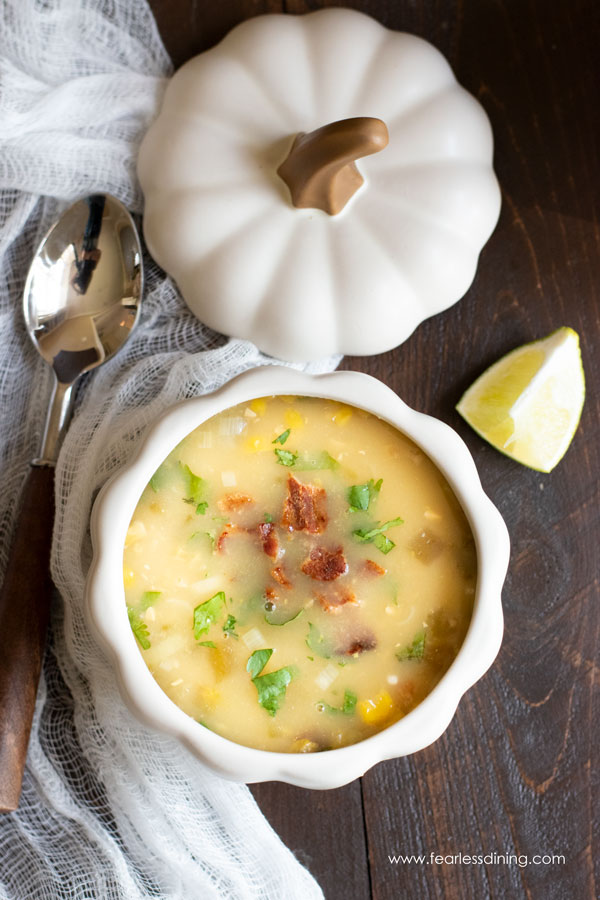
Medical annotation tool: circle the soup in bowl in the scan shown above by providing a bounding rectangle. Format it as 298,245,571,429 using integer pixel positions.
86,368,509,788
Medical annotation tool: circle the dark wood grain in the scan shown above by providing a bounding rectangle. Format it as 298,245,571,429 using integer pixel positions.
148,2,600,898
0,465,55,812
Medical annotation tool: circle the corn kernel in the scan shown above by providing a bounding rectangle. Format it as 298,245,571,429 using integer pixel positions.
244,436,268,453
358,691,394,724
284,408,304,429
333,404,353,425
250,397,267,416
123,567,135,587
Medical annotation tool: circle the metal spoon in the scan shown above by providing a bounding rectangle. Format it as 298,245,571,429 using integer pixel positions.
0,194,142,812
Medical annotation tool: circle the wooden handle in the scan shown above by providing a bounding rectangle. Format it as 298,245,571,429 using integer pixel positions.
0,464,55,812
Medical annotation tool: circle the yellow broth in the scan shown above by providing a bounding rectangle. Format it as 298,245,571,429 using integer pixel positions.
123,396,476,752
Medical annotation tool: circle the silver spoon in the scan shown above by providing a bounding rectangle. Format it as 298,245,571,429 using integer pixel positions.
0,194,142,812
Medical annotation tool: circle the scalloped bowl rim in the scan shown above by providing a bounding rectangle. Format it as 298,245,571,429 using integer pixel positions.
85,367,509,789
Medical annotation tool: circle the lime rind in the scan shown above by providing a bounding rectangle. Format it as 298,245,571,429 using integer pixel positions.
456,327,585,473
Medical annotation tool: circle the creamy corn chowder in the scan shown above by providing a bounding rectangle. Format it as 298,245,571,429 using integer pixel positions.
124,396,476,752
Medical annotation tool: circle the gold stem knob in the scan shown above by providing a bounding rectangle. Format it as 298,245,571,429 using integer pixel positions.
277,117,389,216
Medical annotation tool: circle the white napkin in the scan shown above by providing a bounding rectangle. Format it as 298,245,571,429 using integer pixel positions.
0,1,337,896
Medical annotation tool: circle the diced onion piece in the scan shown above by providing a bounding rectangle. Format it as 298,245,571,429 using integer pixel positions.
221,470,237,487
241,627,266,651
218,416,248,436
387,674,398,685
170,678,183,687
424,507,442,521
154,634,186,662
315,663,340,691
191,575,223,596
244,407,257,418
193,432,214,448
144,607,156,622
158,659,179,672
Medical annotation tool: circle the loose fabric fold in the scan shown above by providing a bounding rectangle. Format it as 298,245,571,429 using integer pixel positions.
0,1,336,896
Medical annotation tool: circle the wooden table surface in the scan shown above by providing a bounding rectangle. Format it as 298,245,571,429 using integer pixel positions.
148,3,599,898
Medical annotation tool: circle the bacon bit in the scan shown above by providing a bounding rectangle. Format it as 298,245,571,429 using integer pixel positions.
216,523,245,552
281,475,327,534
301,546,348,582
271,566,292,589
315,588,358,614
265,586,278,603
218,492,254,513
337,632,377,656
363,559,386,577
257,521,279,559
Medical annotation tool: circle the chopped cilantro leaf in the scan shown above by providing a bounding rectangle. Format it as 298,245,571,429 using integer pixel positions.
353,516,404,552
264,608,304,626
246,648,273,679
252,666,296,717
223,614,238,638
149,463,168,493
127,607,150,650
319,690,358,716
348,478,383,512
373,533,395,554
396,629,426,661
195,501,208,515
306,622,331,659
180,462,205,506
263,513,273,523
189,530,215,549
198,640,216,649
274,448,298,467
272,429,290,445
140,590,161,610
193,591,225,640
293,451,339,471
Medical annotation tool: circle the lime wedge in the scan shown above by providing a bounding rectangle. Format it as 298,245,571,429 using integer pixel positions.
456,327,585,472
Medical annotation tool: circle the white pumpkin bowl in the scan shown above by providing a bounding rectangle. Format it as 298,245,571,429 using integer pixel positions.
86,367,509,789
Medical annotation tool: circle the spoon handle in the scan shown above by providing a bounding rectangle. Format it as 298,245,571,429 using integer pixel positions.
0,464,55,812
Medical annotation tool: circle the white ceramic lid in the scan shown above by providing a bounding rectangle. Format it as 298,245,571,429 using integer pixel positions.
138,8,501,361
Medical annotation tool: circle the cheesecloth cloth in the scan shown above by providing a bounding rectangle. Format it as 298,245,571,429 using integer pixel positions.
0,1,337,896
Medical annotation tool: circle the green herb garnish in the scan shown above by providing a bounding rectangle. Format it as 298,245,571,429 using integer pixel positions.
348,478,383,512
306,622,331,659
140,590,161,610
293,451,339,471
274,448,298,467
195,501,208,515
353,516,404,553
263,513,273,523
264,608,304,627
246,648,273,679
180,462,205,506
319,690,358,716
272,429,290,445
127,607,150,650
149,463,168,493
198,640,217,649
189,530,215,549
373,533,395,555
396,629,426,661
222,614,238,638
193,591,225,640
252,666,297,717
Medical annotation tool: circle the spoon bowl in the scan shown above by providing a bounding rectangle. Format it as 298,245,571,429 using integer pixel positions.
0,194,142,811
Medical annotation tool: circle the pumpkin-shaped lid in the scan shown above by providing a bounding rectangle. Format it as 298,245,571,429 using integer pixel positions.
138,8,501,361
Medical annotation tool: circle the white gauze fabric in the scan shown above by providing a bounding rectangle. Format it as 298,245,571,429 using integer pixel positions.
0,1,337,897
